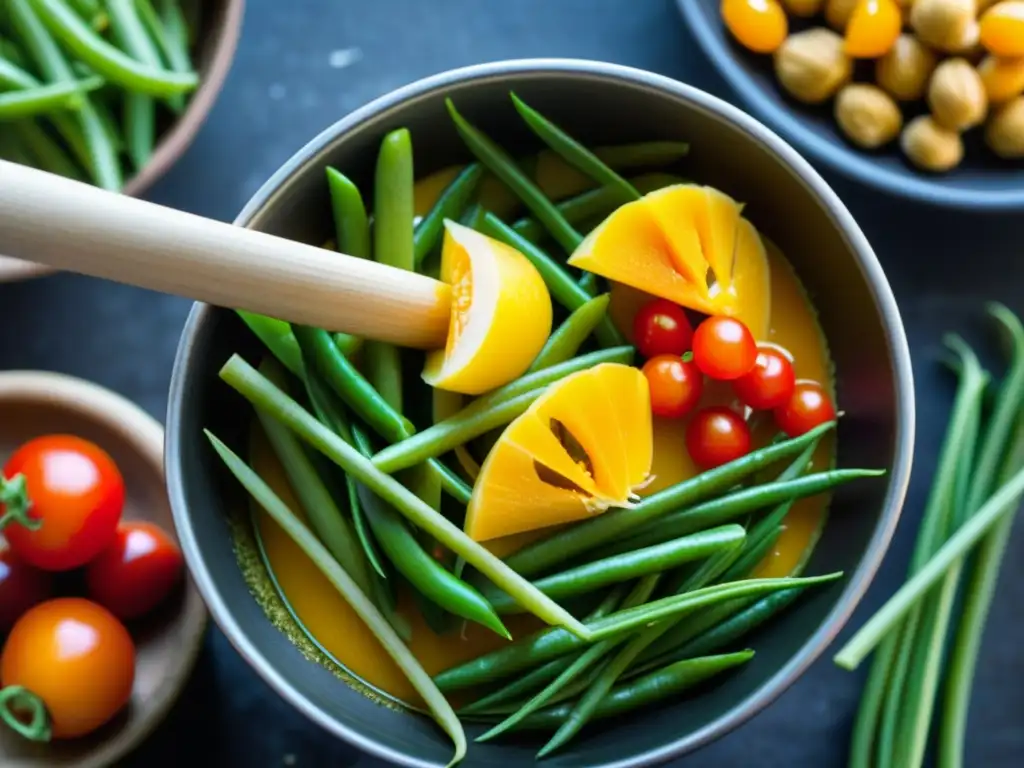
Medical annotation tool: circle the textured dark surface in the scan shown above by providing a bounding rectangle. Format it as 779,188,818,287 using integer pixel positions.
0,0,1020,766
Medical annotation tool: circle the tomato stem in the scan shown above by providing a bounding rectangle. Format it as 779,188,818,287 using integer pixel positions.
0,686,52,742
0,474,39,532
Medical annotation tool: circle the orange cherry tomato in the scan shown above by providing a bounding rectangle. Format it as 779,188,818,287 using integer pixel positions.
686,407,753,469
775,380,837,436
642,354,704,419
692,316,758,381
721,0,789,54
1,436,125,571
1,598,134,740
87,522,184,620
846,0,902,58
0,548,51,633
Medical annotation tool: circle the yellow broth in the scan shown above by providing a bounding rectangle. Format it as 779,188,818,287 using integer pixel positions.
244,163,835,706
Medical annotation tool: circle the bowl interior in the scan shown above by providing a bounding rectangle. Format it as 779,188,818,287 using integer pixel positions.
679,0,1024,210
0,372,207,768
169,64,911,767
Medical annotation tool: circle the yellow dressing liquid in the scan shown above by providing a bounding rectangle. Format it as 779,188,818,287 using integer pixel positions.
249,165,834,705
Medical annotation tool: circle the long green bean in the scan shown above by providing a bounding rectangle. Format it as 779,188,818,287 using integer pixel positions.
478,211,624,348
107,0,159,170
511,92,639,204
485,525,745,615
325,167,371,258
255,359,375,597
371,346,634,473
136,0,192,112
591,140,690,168
504,652,750,733
0,57,39,89
219,354,589,638
28,0,198,97
12,120,83,179
434,572,842,691
205,432,466,767
414,163,483,265
9,0,120,188
528,293,610,372
446,97,583,253
0,75,101,118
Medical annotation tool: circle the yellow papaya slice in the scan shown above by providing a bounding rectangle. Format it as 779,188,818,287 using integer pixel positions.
644,185,710,291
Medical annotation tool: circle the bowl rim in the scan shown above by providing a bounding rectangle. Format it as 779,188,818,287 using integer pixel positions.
0,0,245,285
166,57,916,768
0,369,208,768
677,0,1024,212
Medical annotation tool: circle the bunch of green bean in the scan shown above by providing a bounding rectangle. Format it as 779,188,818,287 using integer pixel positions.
838,304,1024,768
0,0,199,189
208,94,886,764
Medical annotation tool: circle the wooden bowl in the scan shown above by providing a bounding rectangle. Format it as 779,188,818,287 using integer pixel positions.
0,371,207,768
0,0,245,284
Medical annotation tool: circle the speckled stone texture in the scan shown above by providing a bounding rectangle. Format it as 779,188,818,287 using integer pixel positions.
1,0,1020,765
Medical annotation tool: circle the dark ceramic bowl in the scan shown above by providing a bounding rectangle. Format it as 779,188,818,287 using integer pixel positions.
678,0,1024,211
0,0,244,283
165,59,915,767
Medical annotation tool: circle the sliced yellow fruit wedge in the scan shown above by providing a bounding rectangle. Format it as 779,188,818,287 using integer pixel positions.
423,220,552,395
568,184,770,336
465,363,652,542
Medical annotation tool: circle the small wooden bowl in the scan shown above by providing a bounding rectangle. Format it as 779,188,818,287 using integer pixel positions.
0,371,207,768
0,0,245,284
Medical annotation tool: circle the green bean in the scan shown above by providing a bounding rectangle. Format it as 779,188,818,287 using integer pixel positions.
510,92,639,204
577,272,599,296
136,0,192,112
219,354,589,638
503,651,749,733
105,0,158,170
12,120,82,179
236,312,304,378
724,519,784,580
477,575,659,740
0,130,33,166
414,163,483,265
293,325,413,442
27,0,198,97
156,0,193,77
592,140,690,168
204,431,466,766
446,97,583,253
528,293,610,372
458,587,627,716
90,96,126,153
371,346,634,473
485,525,745,615
326,167,371,259
477,211,624,348
9,0,120,189
502,421,837,578
0,75,102,118
0,40,31,70
434,572,842,692
254,358,375,597
0,57,39,89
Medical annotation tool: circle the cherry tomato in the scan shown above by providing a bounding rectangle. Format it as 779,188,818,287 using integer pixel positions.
775,380,837,437
642,354,704,419
692,316,758,381
1,436,125,571
87,522,184,620
733,344,797,410
633,299,694,359
686,407,753,469
1,598,134,739
0,548,51,633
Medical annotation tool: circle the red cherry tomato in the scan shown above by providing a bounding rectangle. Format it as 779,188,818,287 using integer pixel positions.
733,344,797,410
87,522,184,620
1,436,125,571
686,407,753,469
775,380,837,437
0,548,51,633
0,598,134,740
692,316,758,380
633,299,694,359
642,354,704,419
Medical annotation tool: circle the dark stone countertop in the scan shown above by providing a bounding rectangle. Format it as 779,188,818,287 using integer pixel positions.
1,1,1021,765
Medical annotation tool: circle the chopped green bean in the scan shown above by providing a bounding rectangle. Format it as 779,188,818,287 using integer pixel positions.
205,431,466,767
219,354,590,638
